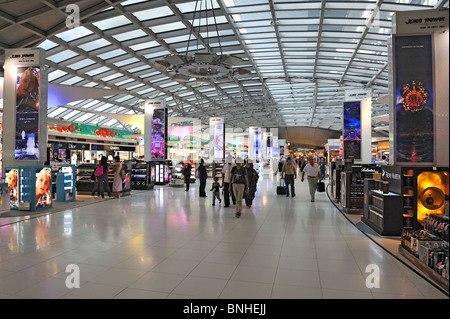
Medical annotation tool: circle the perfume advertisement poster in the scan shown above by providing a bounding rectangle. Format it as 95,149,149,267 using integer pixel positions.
36,167,51,209
266,135,273,158
394,35,434,164
5,168,18,209
152,108,167,159
15,66,40,160
343,101,361,160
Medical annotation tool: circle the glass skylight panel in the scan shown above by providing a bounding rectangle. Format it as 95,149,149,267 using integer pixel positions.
78,38,111,52
114,57,139,67
132,6,174,21
129,41,159,51
115,78,135,87
67,59,96,71
113,29,147,42
38,39,58,51
121,0,148,5
150,21,186,34
103,119,119,127
136,87,156,95
94,103,114,112
48,70,67,82
86,66,111,77
62,110,81,120
47,50,79,63
55,26,93,42
75,113,96,122
100,73,123,82
97,49,127,60
60,76,84,86
48,107,67,118
92,15,131,30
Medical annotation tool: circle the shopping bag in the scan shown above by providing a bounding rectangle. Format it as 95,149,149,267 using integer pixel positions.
317,181,325,192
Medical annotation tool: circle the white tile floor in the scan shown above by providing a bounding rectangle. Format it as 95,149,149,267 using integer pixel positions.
0,171,448,299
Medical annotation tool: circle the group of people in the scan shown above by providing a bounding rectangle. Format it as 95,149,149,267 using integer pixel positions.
279,156,323,202
183,155,259,218
91,155,124,199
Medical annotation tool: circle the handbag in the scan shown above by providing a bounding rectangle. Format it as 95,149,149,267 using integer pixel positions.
120,168,126,179
95,165,103,177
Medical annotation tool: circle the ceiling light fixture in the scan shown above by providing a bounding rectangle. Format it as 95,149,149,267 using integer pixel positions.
153,0,250,84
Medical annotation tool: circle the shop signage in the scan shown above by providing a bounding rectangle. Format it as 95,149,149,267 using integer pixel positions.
393,9,449,34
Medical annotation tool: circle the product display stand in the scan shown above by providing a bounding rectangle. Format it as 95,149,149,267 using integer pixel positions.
55,164,76,202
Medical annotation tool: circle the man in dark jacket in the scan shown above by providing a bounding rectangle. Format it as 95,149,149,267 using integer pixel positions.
198,159,208,197
183,162,192,191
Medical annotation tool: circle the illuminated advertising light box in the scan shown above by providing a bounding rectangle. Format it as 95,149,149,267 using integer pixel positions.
394,35,434,164
35,166,52,209
152,108,168,159
5,168,19,209
15,66,41,160
343,101,361,160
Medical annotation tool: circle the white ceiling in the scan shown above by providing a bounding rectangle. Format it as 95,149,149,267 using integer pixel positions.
0,0,448,142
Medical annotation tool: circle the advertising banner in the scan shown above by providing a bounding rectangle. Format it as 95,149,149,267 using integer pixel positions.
152,107,168,159
209,117,225,160
248,127,262,160
343,101,361,160
394,34,434,164
3,48,47,167
35,167,51,209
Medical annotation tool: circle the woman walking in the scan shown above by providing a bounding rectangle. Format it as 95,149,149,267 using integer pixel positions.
112,155,123,199
98,155,112,199
245,159,259,208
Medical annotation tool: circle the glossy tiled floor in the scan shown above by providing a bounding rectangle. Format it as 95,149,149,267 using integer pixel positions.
0,171,447,299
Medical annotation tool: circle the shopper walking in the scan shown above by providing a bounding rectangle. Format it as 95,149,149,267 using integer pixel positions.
301,157,321,202
183,161,192,191
280,156,297,198
198,158,208,197
245,159,259,208
221,155,236,207
91,163,100,196
112,155,123,199
98,155,112,199
230,157,248,218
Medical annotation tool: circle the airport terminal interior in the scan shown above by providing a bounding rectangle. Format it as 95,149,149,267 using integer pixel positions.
0,0,448,300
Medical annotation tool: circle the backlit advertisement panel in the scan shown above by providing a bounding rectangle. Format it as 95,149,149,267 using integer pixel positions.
394,34,434,164
343,101,361,160
15,66,40,160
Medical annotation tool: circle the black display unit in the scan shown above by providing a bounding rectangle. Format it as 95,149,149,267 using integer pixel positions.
131,162,154,190
362,178,404,236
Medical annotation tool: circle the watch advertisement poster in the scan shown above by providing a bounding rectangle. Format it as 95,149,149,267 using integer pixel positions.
394,34,434,164
343,101,361,160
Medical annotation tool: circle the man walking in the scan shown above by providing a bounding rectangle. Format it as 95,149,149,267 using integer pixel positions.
183,161,192,191
280,156,297,198
301,157,321,202
221,155,236,207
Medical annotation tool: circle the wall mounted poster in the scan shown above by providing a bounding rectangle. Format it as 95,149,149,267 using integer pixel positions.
394,35,434,164
15,66,40,160
343,101,361,160
152,108,167,159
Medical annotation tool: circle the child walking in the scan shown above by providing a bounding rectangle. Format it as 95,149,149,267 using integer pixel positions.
210,177,222,206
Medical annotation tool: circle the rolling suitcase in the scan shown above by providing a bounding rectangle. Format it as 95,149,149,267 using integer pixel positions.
277,178,287,195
